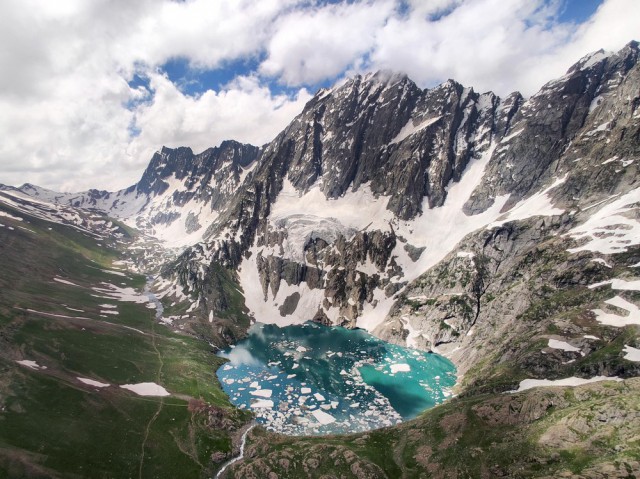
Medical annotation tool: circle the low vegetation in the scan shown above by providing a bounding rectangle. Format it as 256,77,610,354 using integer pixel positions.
0,203,250,478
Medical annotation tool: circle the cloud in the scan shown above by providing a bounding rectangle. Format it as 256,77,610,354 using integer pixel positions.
122,0,298,70
368,0,639,95
0,0,637,192
221,346,261,366
260,0,395,85
128,73,311,168
369,0,571,95
0,0,308,191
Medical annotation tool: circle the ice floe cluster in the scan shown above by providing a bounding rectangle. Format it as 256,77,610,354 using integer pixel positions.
218,322,455,436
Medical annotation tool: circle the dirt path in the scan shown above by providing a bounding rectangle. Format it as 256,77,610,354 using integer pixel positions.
138,307,165,479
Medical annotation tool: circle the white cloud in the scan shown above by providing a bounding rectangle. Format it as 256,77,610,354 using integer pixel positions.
260,0,395,85
0,0,637,192
404,0,463,18
128,73,311,166
122,0,298,70
368,0,639,95
552,0,640,66
0,0,307,191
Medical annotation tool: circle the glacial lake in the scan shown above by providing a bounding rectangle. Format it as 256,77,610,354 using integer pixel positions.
217,322,456,435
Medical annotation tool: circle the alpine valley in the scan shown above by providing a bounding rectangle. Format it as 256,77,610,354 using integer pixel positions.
1,42,640,478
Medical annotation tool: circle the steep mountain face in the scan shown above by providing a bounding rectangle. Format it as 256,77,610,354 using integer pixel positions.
161,42,639,351
1,140,260,249
6,42,639,361
166,72,509,331
371,42,640,387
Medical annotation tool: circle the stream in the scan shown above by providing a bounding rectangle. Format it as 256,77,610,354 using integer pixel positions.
143,276,164,320
214,423,256,479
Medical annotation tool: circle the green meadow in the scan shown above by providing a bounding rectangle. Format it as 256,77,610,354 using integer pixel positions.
0,202,249,478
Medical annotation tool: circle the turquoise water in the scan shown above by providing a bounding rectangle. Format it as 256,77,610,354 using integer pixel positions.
217,321,456,435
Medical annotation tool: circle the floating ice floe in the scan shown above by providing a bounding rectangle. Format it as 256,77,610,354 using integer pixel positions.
251,399,274,408
311,409,336,425
390,363,411,373
250,389,273,398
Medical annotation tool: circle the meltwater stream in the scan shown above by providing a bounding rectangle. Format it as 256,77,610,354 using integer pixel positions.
217,322,455,435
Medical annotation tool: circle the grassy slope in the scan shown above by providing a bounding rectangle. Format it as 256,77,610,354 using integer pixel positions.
0,203,250,478
232,379,640,478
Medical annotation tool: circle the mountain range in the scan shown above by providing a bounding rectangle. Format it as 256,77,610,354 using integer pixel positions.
1,41,639,477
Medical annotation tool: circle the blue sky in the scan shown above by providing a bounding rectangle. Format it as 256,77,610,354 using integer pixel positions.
0,0,637,192
558,0,603,23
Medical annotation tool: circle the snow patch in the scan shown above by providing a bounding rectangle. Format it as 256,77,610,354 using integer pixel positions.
0,210,24,221
622,345,640,362
588,278,640,291
238,247,326,327
120,382,170,396
16,360,46,370
488,176,566,228
548,339,580,353
78,377,110,388
592,296,640,327
513,375,621,392
54,277,81,287
390,116,441,144
501,128,524,142
92,283,150,304
567,187,640,254
580,50,612,70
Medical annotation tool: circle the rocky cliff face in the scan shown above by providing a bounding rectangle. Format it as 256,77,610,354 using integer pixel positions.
465,42,640,214
374,42,640,391
162,70,511,331
158,42,639,349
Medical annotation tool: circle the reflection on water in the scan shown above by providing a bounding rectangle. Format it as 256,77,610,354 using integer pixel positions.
217,322,455,435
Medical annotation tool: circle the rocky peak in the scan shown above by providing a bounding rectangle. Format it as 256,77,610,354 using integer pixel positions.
464,39,640,215
267,68,506,219
136,141,259,197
